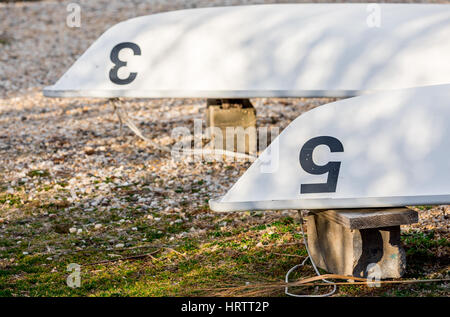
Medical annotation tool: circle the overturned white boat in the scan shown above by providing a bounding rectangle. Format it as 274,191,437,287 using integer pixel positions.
210,84,450,211
44,3,450,98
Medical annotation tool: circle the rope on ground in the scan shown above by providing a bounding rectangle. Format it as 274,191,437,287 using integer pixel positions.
284,210,337,297
210,274,449,297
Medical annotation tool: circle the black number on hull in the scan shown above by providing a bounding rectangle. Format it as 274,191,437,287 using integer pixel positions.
109,42,141,85
299,136,344,194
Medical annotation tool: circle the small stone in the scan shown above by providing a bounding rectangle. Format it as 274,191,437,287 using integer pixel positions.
115,243,125,248
94,224,102,229
22,252,29,255
84,147,95,155
147,215,154,220
131,227,137,231
76,229,82,235
69,227,77,234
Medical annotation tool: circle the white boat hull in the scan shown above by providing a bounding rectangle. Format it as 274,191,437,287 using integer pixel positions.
210,84,450,211
44,3,450,98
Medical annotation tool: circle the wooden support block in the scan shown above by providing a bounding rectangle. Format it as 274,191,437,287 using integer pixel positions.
310,208,418,229
206,99,257,154
305,208,418,279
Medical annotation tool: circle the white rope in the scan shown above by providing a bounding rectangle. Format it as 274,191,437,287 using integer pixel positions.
111,98,257,161
285,210,337,297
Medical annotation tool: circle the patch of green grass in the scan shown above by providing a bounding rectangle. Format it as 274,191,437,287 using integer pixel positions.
251,224,267,231
0,36,10,45
0,194,22,206
402,231,449,257
210,230,232,238
174,187,183,193
415,205,433,211
27,170,50,178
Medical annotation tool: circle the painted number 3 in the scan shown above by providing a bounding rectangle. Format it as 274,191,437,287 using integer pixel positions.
109,42,141,85
299,136,344,194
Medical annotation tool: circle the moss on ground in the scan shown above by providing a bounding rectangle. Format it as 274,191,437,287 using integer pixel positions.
0,201,448,296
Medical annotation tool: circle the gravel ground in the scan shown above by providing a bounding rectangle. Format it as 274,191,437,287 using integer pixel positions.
0,0,448,296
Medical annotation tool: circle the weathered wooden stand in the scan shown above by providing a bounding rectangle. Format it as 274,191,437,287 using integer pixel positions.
206,99,257,154
305,208,418,279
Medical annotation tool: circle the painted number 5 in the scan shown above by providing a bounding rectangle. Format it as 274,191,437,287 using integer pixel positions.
109,42,141,85
299,136,344,194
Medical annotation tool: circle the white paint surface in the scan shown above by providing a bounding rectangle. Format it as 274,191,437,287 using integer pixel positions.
210,84,450,211
44,3,450,98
